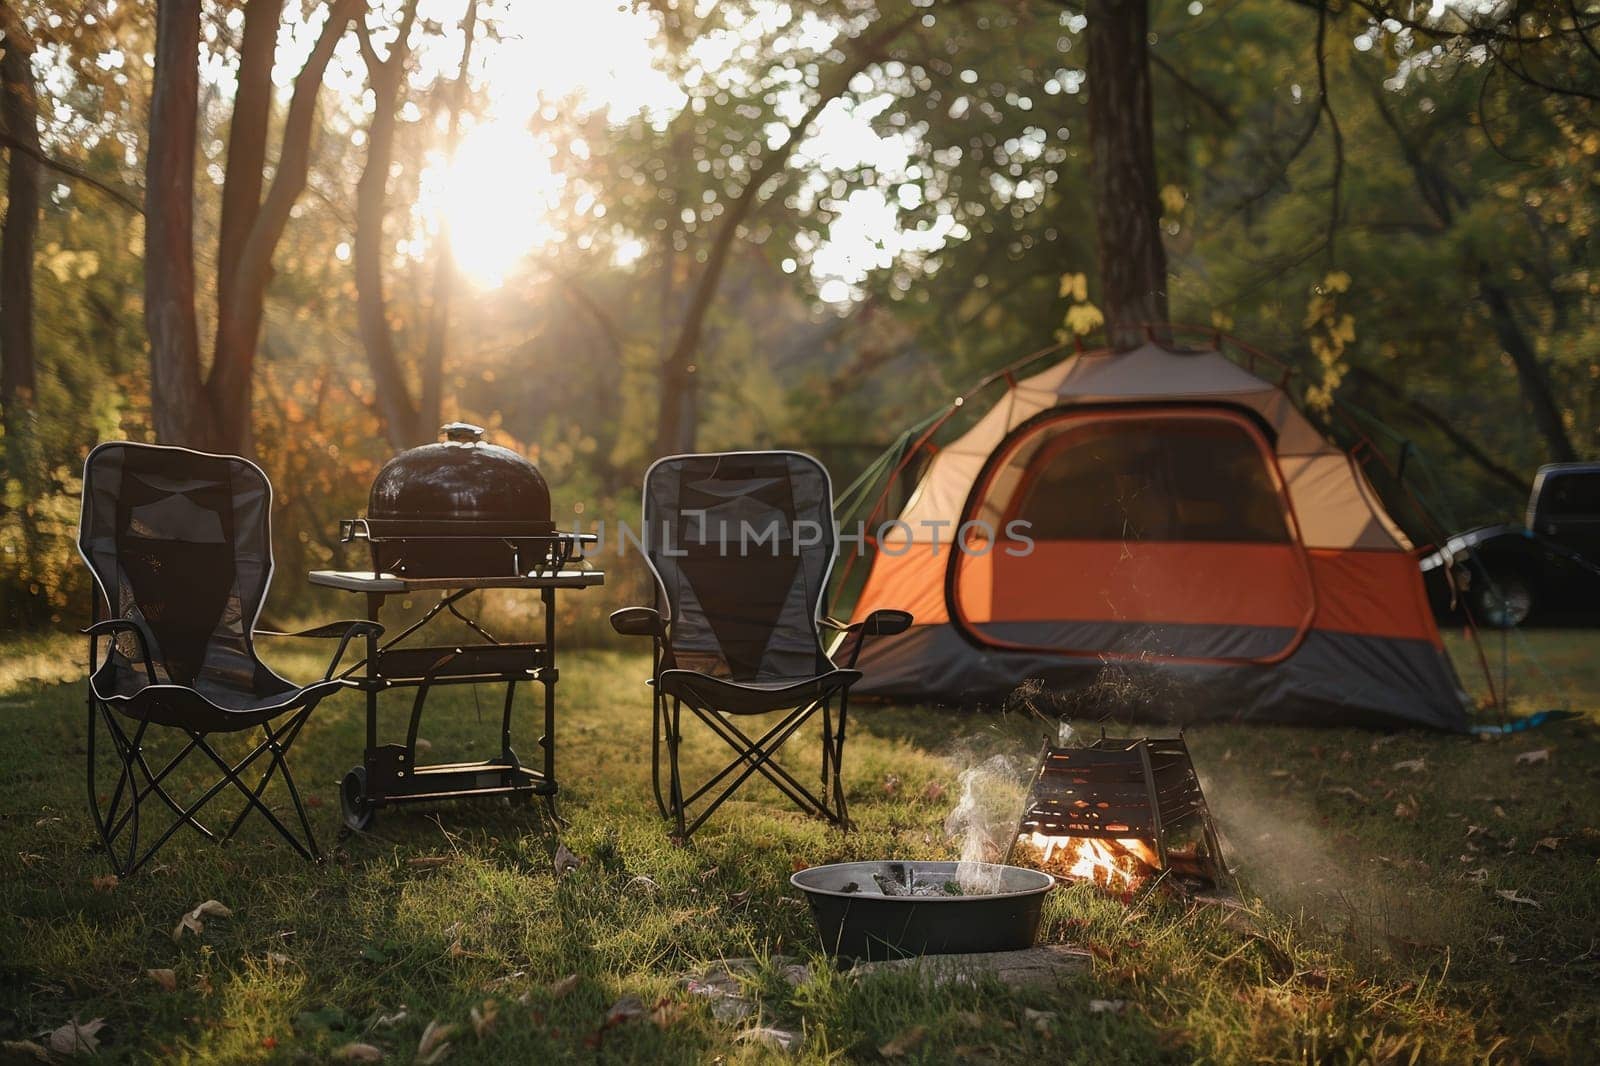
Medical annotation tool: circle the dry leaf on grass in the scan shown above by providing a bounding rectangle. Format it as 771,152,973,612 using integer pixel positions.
604,996,647,1027
1533,837,1562,853
374,1010,408,1028
651,998,686,1029
1515,749,1550,766
416,1020,455,1064
1494,889,1541,907
469,999,499,1038
91,874,118,893
920,780,947,804
265,952,293,967
547,973,580,999
1,1040,52,1062
1088,999,1128,1014
734,1026,800,1052
147,968,177,992
47,1017,107,1055
1392,758,1427,774
337,1043,383,1062
1023,1008,1057,1033
879,1025,926,1057
1326,786,1368,804
414,738,433,753
406,856,452,869
553,843,583,877
1393,796,1419,820
172,900,232,942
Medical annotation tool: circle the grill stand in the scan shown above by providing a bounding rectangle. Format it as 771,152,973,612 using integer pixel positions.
1003,732,1228,889
308,569,604,830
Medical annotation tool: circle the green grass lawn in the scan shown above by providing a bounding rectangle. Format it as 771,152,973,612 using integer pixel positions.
2,629,1597,1063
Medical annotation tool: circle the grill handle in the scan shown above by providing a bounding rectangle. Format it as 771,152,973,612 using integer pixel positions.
340,518,371,543
442,421,485,444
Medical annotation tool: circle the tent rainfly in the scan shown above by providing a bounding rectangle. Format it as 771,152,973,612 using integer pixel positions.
842,341,1471,731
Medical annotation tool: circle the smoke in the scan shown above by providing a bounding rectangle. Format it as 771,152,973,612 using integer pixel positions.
942,752,1029,893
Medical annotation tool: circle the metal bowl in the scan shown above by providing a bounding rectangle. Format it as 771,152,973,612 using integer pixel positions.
791,860,1054,961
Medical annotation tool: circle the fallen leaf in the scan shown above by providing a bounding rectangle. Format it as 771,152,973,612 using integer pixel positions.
414,738,433,753
1465,868,1490,885
1268,769,1291,779
553,843,583,877
651,998,686,1029
374,1011,408,1028
1088,999,1128,1014
91,874,118,893
881,773,901,796
406,856,452,869
547,973,579,999
416,1020,455,1064
1392,758,1427,773
47,1018,107,1056
879,1024,926,1057
172,900,233,942
1516,749,1550,766
1326,786,1368,803
470,999,499,1038
1393,796,1419,820
147,968,177,992
1533,837,1562,853
919,780,947,804
604,996,647,1027
0,1040,51,1063
1494,889,1541,908
266,952,293,967
735,1026,800,1052
1023,1007,1057,1033
337,1043,383,1062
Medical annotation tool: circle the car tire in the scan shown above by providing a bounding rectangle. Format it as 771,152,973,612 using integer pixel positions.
1472,571,1534,629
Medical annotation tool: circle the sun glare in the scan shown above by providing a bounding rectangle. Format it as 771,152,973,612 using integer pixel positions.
420,127,562,289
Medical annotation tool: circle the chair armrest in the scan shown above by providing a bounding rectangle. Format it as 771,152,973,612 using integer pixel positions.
257,620,384,681
610,607,666,638
859,609,913,637
829,609,915,667
82,618,159,678
255,620,385,640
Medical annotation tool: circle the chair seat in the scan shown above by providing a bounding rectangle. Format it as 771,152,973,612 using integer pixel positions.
90,663,346,731
659,668,862,715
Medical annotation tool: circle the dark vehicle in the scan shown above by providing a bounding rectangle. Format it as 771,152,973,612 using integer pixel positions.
1421,462,1600,628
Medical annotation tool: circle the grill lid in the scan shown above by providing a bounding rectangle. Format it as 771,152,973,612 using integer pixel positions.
368,422,554,532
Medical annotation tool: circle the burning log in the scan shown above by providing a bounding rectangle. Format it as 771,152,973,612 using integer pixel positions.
1004,733,1227,891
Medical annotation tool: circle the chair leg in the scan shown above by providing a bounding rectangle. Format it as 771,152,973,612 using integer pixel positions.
668,696,687,838
218,708,321,861
833,690,852,829
675,703,831,838
650,687,670,820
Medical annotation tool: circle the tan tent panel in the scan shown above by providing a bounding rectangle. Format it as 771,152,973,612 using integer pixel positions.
846,341,1469,730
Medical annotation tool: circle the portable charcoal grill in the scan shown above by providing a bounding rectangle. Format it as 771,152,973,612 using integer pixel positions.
311,423,603,828
1004,733,1228,889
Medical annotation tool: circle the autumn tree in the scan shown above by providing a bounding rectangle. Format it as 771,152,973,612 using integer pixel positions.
144,0,359,453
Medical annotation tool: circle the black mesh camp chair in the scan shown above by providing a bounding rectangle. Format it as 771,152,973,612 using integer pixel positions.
78,442,381,876
610,451,910,839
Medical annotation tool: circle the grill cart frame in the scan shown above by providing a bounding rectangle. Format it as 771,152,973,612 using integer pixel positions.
309,559,601,830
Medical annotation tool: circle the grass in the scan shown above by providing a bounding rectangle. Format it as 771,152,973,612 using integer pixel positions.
1,627,1597,1063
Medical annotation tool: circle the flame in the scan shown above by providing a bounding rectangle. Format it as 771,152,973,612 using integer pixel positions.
1023,832,1161,889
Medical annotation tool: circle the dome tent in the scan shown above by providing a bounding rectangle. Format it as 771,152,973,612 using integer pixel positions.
837,337,1472,731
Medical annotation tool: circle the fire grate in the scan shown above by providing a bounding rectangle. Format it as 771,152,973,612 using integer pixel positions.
1004,733,1228,890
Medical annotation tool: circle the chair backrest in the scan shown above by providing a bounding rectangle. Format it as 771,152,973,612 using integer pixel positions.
79,442,275,690
642,451,836,682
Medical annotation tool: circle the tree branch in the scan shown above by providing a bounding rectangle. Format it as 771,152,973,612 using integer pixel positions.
0,128,142,213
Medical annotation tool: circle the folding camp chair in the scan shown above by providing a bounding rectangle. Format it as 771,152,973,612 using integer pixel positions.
78,442,380,876
610,451,910,839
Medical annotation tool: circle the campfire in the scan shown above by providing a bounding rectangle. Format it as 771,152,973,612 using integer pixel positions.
1004,733,1227,891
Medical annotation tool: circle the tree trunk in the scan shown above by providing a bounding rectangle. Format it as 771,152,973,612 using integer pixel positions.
652,8,921,456
208,0,358,453
1,21,40,412
1084,0,1168,351
1479,280,1578,463
145,0,212,447
353,0,423,450
214,0,283,326
420,0,478,435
